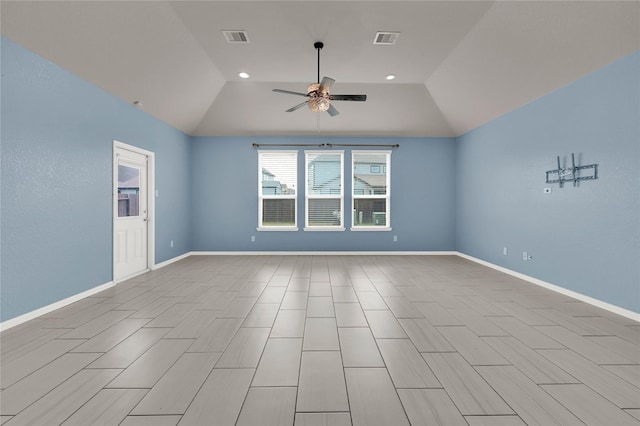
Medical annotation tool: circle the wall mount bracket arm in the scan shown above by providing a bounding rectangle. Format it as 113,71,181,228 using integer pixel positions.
545,153,598,188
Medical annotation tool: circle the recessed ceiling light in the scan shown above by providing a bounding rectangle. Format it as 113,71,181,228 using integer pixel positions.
238,72,250,79
385,74,396,80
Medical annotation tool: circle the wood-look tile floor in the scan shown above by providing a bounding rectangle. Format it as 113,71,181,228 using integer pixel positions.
1,255,639,426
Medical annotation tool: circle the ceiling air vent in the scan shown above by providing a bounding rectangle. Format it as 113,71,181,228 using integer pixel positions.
373,32,400,45
222,30,250,43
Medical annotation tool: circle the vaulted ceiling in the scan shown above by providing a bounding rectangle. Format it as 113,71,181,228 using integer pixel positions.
2,1,638,137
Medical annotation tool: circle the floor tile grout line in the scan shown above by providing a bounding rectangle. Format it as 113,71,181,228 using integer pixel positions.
2,255,638,425
360,256,456,425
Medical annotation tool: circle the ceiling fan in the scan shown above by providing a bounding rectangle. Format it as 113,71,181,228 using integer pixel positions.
273,42,367,117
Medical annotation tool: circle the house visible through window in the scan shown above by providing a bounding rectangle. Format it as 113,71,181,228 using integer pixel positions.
258,150,297,230
352,151,391,229
305,151,344,230
117,165,140,217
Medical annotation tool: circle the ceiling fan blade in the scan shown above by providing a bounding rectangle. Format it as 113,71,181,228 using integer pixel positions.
327,104,340,117
319,77,335,94
273,89,310,97
285,101,309,112
330,94,367,101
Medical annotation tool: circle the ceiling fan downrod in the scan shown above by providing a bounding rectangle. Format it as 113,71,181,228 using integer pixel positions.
314,42,323,84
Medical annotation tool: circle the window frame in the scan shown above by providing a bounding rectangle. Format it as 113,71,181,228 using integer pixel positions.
351,150,392,231
304,150,345,232
257,150,298,231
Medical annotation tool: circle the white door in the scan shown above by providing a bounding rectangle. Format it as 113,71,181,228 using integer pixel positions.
114,147,148,281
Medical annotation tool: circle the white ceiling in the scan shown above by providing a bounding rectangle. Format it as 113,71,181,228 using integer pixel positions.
2,1,638,137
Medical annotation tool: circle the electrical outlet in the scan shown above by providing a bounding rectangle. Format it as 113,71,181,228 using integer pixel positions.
393,235,398,242
503,247,508,256
523,251,528,260
170,240,174,248
251,235,255,242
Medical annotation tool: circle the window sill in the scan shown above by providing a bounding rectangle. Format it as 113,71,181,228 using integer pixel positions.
257,226,299,232
350,227,392,232
304,227,346,232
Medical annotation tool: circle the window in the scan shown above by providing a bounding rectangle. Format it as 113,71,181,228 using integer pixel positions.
258,151,298,230
117,165,140,217
352,151,391,230
305,151,344,231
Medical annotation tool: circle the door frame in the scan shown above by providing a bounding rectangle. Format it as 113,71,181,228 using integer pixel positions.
113,140,155,283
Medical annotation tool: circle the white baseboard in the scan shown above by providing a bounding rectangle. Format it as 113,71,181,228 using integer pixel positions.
152,252,192,269
0,281,115,332
1,252,191,332
190,251,458,256
456,252,640,322
114,268,150,284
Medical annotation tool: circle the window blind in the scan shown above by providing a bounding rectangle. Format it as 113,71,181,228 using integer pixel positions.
305,151,344,229
258,151,298,229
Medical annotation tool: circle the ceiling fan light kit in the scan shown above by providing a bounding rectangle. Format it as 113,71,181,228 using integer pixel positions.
273,41,367,117
308,96,330,113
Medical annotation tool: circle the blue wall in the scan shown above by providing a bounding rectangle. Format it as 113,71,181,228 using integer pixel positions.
190,137,457,252
2,34,638,322
1,37,192,321
456,51,640,313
